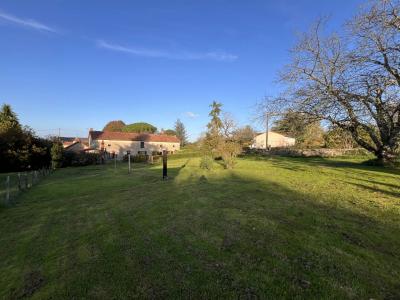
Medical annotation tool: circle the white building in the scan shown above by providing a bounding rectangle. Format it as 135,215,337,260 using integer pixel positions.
252,131,295,149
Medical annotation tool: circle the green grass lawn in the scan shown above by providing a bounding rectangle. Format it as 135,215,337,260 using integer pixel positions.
0,155,399,299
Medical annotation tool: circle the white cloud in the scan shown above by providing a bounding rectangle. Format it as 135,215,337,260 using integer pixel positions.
97,40,237,62
185,112,199,118
0,11,56,33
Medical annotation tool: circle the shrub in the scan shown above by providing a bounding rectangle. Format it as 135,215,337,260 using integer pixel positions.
62,152,100,167
200,155,214,170
51,142,64,169
217,140,242,169
152,155,162,163
123,154,148,163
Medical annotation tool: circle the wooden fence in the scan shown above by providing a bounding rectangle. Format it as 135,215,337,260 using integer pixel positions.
1,168,53,207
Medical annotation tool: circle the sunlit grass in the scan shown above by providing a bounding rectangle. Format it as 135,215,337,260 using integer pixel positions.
0,155,399,298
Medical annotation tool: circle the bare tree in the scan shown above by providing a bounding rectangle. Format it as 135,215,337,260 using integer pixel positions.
233,125,257,147
278,0,400,163
221,112,237,139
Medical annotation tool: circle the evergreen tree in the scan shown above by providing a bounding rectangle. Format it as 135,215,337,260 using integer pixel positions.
207,101,222,136
324,126,365,149
174,119,187,146
0,104,23,142
103,120,126,132
122,122,157,133
0,104,24,171
202,101,241,169
0,104,52,172
164,129,177,136
272,110,325,148
0,104,20,126
204,101,223,155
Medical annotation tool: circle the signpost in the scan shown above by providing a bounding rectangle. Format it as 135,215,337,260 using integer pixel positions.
162,150,168,180
127,150,131,174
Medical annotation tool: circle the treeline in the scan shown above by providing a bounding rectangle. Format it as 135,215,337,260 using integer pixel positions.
0,104,52,172
0,104,103,173
271,110,361,149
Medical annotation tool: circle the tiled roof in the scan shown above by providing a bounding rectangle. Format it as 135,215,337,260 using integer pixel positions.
60,137,88,143
61,137,89,149
89,131,180,143
62,141,76,148
60,137,76,143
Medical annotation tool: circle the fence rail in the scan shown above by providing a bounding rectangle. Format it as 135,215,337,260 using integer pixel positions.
1,168,53,207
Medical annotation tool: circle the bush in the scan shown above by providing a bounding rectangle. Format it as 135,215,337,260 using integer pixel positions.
200,155,214,170
51,142,64,169
62,152,100,167
152,155,162,163
123,154,148,163
217,140,241,169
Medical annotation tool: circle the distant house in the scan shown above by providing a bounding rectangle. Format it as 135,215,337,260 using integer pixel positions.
88,130,180,159
60,137,89,152
252,132,295,149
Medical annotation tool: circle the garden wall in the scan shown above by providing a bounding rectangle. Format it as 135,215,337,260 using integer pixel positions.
250,148,369,158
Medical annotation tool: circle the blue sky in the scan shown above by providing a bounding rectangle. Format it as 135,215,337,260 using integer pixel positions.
0,0,365,140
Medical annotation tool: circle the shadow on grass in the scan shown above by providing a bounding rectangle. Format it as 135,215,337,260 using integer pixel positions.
1,160,399,299
342,180,400,198
243,154,400,176
160,169,400,298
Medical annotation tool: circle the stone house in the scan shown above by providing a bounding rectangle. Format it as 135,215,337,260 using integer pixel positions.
88,130,180,159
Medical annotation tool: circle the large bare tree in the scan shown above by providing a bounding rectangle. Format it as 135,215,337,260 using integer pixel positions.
279,0,400,163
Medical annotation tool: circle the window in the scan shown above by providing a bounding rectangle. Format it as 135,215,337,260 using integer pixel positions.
140,141,145,148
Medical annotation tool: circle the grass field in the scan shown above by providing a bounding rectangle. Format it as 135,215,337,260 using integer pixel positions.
0,154,399,299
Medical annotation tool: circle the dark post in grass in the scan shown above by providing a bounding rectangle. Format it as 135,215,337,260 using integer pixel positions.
127,150,131,174
5,176,10,205
17,173,21,191
114,154,117,170
24,172,28,189
162,150,168,180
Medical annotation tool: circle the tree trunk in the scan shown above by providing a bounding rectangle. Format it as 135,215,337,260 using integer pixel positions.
375,146,398,166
